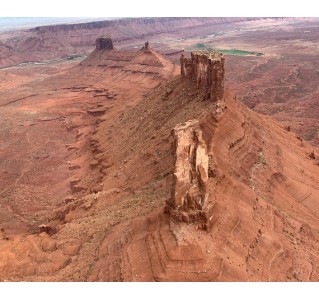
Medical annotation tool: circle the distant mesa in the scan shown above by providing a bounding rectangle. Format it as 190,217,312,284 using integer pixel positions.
96,37,114,50
80,37,175,78
180,50,225,101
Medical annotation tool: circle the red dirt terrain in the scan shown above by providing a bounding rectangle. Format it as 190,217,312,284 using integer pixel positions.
1,17,318,147
1,44,319,282
0,20,319,282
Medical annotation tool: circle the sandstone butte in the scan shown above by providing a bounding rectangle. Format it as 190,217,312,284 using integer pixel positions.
0,37,319,282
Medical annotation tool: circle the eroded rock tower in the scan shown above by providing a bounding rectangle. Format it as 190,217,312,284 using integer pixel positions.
166,50,225,230
180,50,225,101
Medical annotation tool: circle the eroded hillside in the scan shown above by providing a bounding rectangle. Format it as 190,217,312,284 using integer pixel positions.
0,40,319,282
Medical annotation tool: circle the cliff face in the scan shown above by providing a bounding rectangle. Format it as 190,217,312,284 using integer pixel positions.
95,37,113,50
30,17,254,33
164,50,225,229
181,50,225,101
166,120,214,229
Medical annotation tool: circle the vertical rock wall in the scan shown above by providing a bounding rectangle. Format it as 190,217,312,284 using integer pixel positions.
180,50,225,101
166,120,214,230
96,37,114,50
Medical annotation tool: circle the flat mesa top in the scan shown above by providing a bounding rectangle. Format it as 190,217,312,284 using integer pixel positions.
192,50,224,60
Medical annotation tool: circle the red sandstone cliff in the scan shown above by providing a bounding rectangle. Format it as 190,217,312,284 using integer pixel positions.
181,50,225,101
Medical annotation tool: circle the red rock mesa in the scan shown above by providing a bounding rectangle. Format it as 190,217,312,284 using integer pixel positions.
95,36,114,50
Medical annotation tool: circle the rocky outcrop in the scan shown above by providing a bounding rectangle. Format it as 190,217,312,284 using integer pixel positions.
180,50,225,101
96,37,113,50
165,120,214,230
141,41,151,53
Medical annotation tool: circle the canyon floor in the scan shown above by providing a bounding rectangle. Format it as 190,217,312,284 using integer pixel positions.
0,18,319,281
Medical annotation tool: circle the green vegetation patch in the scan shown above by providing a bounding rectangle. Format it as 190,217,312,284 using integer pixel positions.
189,43,264,56
218,49,264,56
194,43,206,49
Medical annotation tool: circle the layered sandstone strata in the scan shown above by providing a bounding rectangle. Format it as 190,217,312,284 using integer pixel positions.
166,120,214,229
180,50,225,101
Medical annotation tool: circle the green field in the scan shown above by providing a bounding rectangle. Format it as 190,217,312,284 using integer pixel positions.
218,49,264,56
190,43,264,56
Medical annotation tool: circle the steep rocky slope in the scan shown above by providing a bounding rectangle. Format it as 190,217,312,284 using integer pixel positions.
85,75,319,282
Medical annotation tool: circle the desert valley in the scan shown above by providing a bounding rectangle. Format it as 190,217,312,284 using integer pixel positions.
0,17,319,281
